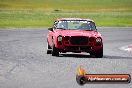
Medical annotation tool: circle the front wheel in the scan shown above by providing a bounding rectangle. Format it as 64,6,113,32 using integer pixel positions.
47,43,52,54
95,48,103,58
52,40,59,56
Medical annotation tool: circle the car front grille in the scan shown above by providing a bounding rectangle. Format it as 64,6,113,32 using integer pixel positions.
70,36,88,45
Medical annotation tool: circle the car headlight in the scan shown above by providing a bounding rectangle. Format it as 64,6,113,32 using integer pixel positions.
96,38,102,42
58,36,62,42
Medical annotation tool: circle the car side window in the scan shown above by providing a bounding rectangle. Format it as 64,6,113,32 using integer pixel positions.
54,21,68,29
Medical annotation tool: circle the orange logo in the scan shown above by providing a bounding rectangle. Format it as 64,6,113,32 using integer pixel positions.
76,66,131,85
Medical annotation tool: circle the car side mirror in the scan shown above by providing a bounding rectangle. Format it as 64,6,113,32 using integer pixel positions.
48,28,53,31
95,26,97,31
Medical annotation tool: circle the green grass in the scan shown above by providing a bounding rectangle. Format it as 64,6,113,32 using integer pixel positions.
0,0,132,28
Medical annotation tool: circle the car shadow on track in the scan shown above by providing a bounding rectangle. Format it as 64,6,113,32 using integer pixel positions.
59,53,94,58
57,53,132,59
104,55,132,59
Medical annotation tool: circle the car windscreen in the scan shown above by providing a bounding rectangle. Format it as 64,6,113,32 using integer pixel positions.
56,20,96,30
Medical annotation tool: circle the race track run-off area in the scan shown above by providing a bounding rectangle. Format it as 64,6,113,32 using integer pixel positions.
0,27,132,88
120,44,132,52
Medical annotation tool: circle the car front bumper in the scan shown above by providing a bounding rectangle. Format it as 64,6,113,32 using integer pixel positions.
57,44,103,53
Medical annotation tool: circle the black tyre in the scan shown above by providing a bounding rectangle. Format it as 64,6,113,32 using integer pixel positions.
95,48,103,58
47,50,52,54
52,40,59,56
47,43,52,54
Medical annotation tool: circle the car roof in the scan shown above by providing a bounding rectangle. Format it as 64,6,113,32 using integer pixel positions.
56,18,94,22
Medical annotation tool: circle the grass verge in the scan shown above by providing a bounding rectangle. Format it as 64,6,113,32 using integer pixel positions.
0,0,132,28
0,10,132,28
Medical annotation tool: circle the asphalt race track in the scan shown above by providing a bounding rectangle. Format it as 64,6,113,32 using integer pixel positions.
0,27,132,88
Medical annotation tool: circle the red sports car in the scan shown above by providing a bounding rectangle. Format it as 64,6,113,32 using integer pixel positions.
47,18,103,58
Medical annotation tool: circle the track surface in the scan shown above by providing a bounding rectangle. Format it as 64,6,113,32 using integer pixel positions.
0,27,132,88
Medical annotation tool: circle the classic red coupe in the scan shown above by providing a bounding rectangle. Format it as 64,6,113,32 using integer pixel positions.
47,18,103,58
